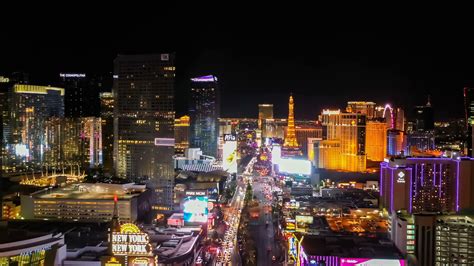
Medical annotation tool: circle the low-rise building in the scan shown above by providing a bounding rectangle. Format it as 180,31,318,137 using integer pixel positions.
0,229,66,266
21,183,150,222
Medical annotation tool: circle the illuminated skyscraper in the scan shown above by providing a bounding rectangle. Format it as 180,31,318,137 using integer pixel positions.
312,139,341,169
43,117,102,169
464,87,474,156
294,121,322,159
387,129,406,156
100,92,114,172
365,120,387,161
5,84,64,167
189,75,220,158
380,157,474,215
114,54,175,211
395,107,405,131
258,104,273,129
282,95,301,157
346,101,376,119
113,54,175,180
0,76,8,175
320,109,366,172
406,131,435,155
175,115,190,154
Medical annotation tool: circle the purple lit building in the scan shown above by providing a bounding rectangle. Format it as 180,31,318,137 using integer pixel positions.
380,157,474,215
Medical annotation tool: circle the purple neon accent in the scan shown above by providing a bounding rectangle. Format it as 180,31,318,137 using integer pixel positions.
415,163,418,197
408,157,453,160
433,164,436,186
421,164,424,187
439,163,443,198
408,167,413,213
456,160,460,212
190,75,217,82
391,168,394,213
380,164,383,196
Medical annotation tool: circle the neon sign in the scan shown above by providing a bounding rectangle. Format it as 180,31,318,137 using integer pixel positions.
111,223,152,256
322,109,341,115
397,171,406,183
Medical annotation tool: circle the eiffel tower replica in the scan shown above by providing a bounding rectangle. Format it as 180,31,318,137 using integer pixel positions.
282,94,302,157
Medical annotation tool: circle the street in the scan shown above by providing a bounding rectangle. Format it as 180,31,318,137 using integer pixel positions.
215,157,255,265
249,176,282,266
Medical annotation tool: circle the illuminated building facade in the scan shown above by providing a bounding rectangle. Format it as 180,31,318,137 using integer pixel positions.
261,118,287,139
375,104,405,131
294,122,322,159
320,109,367,172
464,87,474,156
113,54,175,181
346,101,376,119
282,95,302,157
391,213,474,265
406,131,435,155
175,115,190,154
113,54,175,212
218,118,258,159
0,231,66,266
4,84,64,169
307,138,322,162
100,92,114,172
0,78,7,174
43,117,102,168
380,157,474,215
395,107,405,131
312,139,341,170
434,215,474,265
387,129,406,156
365,121,387,161
189,75,220,158
258,104,273,129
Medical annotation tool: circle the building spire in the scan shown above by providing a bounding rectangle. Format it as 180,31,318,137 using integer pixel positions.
426,94,431,107
111,194,120,232
284,94,299,148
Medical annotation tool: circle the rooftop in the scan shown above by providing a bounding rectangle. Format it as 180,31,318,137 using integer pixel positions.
31,183,146,200
190,75,217,82
301,235,404,259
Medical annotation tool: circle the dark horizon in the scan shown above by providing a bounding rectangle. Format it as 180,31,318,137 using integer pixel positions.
1,8,473,120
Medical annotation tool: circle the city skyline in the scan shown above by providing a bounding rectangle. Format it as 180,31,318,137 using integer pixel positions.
2,7,474,266
2,9,474,120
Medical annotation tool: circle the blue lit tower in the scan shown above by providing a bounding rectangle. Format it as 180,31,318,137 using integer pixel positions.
189,75,220,158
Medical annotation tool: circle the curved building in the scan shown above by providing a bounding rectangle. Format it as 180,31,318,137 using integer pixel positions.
0,230,66,265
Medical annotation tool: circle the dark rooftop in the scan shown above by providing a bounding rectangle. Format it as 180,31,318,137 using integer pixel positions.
301,235,404,259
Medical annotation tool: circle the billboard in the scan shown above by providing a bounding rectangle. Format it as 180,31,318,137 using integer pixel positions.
14,144,29,157
223,134,237,142
278,158,311,175
295,215,313,224
271,145,282,165
154,138,175,146
340,258,405,266
222,137,237,174
183,196,209,223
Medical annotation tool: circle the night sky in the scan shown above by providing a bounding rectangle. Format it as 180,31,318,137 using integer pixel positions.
2,7,474,120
